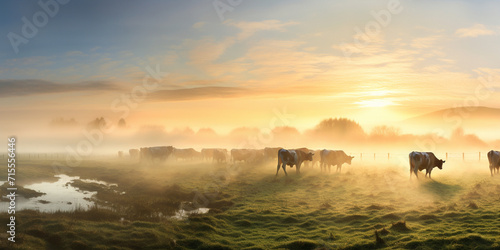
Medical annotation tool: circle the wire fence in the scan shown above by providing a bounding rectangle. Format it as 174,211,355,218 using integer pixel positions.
0,152,489,162
0,153,112,161
349,152,487,162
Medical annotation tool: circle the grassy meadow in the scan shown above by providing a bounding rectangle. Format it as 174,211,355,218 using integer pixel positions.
1,157,500,249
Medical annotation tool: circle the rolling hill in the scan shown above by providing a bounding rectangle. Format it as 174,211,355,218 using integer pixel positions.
399,106,500,139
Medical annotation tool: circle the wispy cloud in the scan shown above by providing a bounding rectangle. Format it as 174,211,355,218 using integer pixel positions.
149,86,248,101
0,79,120,98
455,24,496,38
411,35,443,49
225,19,298,40
187,37,236,65
192,21,206,29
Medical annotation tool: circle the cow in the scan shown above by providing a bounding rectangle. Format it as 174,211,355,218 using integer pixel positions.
173,148,201,161
311,150,322,168
487,150,500,176
295,147,313,167
140,146,174,163
320,150,354,173
409,151,445,179
201,148,215,161
264,147,282,160
213,149,227,163
202,148,228,162
129,149,140,159
231,149,264,163
276,148,314,176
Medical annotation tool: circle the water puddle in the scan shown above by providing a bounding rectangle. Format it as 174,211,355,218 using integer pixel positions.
0,175,116,212
171,208,210,220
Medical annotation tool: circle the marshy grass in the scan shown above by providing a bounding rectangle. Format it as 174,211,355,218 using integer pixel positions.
1,159,500,249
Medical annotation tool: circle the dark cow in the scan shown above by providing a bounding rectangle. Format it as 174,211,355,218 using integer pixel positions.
231,149,264,163
320,150,354,173
140,146,174,163
201,148,213,161
409,151,445,179
276,148,314,176
295,147,312,167
202,148,228,162
129,149,140,159
173,148,201,161
213,149,227,163
264,147,282,160
311,150,322,168
487,150,500,176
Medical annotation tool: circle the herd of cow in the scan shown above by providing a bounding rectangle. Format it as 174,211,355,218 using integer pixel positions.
120,147,500,178
122,147,355,173
409,150,500,178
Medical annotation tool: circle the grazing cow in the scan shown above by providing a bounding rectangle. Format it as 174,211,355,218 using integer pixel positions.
231,149,264,163
409,151,445,179
264,147,282,160
487,150,500,176
311,150,322,168
201,148,215,161
140,146,174,163
173,148,201,161
320,150,354,173
129,149,140,159
213,149,227,163
276,148,314,176
295,147,312,167
202,148,228,162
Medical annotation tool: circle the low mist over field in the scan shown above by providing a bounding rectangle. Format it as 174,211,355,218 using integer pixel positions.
2,0,500,249
2,107,500,155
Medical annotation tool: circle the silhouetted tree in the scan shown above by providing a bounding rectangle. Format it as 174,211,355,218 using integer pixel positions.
315,118,365,137
87,117,106,130
370,125,401,138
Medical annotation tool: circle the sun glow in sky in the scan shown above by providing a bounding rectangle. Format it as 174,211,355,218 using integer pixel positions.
356,99,398,108
1,0,500,136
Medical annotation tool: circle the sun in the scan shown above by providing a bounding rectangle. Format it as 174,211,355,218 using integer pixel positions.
355,99,397,108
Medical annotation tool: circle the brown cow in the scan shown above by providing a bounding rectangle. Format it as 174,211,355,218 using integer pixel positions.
320,150,354,173
409,151,445,179
276,148,314,176
213,149,227,163
231,149,264,163
264,147,282,160
311,150,322,167
140,146,174,163
173,148,201,161
202,148,228,162
487,150,500,176
129,149,140,159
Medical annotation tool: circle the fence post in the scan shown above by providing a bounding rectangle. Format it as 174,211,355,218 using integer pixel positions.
374,153,376,160
388,153,390,160
446,152,448,160
462,153,465,161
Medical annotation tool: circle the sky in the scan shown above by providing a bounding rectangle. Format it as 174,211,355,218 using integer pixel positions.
1,0,500,137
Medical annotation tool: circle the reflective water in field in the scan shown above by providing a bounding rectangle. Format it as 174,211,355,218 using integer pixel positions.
0,175,116,212
171,208,210,220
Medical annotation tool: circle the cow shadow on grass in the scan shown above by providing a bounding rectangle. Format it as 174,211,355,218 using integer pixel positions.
420,179,462,200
